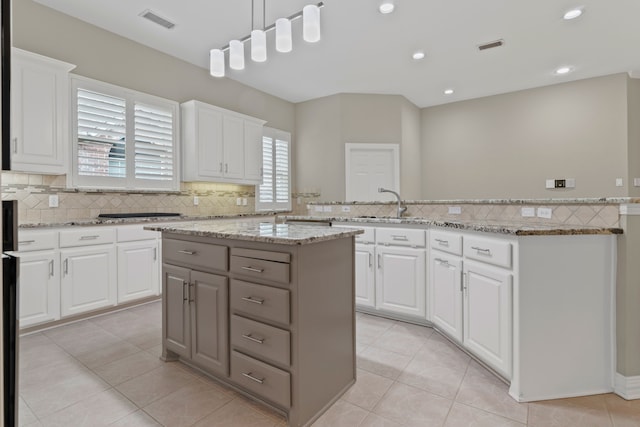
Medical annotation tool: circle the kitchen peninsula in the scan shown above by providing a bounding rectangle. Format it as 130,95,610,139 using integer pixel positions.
145,221,363,427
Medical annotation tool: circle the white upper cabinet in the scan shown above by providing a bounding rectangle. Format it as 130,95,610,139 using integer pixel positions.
11,48,76,174
181,100,265,184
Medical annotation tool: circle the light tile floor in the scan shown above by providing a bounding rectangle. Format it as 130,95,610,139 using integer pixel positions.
18,301,640,426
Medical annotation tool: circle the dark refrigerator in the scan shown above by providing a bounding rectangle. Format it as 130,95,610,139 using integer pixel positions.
2,0,18,425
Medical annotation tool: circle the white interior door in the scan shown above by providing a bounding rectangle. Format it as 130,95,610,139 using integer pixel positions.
345,143,399,201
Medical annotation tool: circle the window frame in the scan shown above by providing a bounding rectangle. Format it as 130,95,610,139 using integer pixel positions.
69,75,180,191
256,127,292,212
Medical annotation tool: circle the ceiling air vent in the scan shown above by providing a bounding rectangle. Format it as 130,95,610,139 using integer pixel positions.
478,39,504,51
140,9,175,30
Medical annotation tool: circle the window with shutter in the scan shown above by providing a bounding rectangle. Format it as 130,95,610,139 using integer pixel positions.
71,76,179,190
256,128,291,211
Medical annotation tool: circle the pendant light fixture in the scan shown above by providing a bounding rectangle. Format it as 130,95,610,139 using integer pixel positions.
209,1,324,77
303,4,321,43
275,18,292,53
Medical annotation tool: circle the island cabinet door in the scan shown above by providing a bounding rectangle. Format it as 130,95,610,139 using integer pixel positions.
463,261,512,379
163,264,191,359
190,271,229,376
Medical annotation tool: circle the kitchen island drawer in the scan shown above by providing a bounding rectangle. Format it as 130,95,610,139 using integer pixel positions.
230,248,290,284
230,280,290,325
430,229,463,255
464,236,512,269
231,315,290,366
231,350,291,408
59,227,116,248
163,238,228,272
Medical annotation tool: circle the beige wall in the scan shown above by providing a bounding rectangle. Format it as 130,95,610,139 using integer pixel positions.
295,93,421,201
13,0,295,132
421,74,629,199
627,76,640,198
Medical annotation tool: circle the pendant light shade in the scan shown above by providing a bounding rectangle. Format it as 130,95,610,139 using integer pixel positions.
229,40,245,70
275,18,292,53
303,4,321,43
210,49,225,77
251,29,267,62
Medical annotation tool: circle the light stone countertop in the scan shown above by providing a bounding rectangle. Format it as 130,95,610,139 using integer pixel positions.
284,216,623,236
145,220,364,245
309,197,640,205
18,212,279,229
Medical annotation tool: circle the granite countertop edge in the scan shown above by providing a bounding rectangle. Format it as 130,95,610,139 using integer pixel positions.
145,222,364,245
283,216,623,236
309,197,640,206
18,212,280,229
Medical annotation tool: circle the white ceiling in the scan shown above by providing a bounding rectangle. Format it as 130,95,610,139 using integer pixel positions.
34,0,640,108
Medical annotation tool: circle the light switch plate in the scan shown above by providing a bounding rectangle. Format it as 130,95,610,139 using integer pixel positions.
193,196,199,206
448,206,462,215
323,206,332,212
242,198,247,206
545,179,555,189
236,197,242,206
566,178,575,188
537,207,553,219
634,178,640,187
49,195,59,208
521,207,535,217
314,206,323,213
341,206,351,213
616,178,624,187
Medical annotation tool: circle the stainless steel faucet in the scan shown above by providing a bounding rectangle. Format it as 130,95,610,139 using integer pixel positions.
378,187,407,218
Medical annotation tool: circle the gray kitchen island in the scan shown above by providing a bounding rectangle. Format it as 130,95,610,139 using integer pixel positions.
145,221,363,427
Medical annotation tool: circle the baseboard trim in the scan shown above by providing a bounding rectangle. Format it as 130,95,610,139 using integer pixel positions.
614,373,640,400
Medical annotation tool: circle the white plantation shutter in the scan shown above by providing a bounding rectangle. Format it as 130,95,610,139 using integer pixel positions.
257,128,291,211
134,103,174,181
71,76,179,190
76,89,126,178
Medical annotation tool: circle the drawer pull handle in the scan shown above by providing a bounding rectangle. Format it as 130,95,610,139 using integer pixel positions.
242,372,265,384
241,296,265,305
19,240,35,245
435,258,449,266
80,235,100,240
242,333,265,344
178,250,196,255
241,266,264,273
471,246,491,254
391,235,409,241
435,238,449,246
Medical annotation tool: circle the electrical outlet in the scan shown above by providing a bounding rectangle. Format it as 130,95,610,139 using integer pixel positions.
193,196,199,206
537,207,553,219
341,206,351,213
323,206,332,212
616,178,624,187
566,178,575,188
242,198,247,206
49,195,59,208
236,197,242,206
545,179,555,189
521,207,536,217
314,206,323,213
634,178,640,187
448,206,462,215
554,179,566,188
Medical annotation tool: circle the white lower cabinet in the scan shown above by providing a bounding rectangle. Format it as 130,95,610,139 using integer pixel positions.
117,240,159,303
18,251,60,328
354,243,375,308
376,246,426,318
60,245,117,317
463,261,512,379
429,252,463,342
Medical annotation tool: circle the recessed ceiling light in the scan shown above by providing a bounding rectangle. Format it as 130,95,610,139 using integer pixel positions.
379,1,395,14
412,51,425,60
563,8,583,20
444,89,454,95
555,66,573,75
